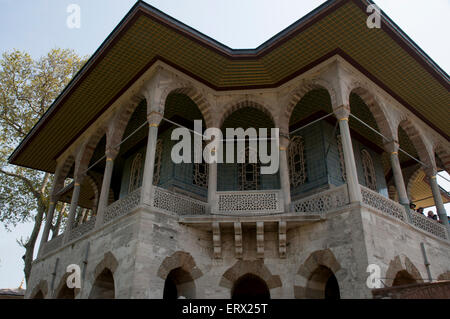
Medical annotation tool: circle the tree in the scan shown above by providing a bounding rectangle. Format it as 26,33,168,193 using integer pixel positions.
0,49,87,283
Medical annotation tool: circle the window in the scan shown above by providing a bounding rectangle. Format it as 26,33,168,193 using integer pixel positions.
153,139,163,185
288,136,307,187
361,149,377,191
238,147,260,190
129,153,143,193
336,134,346,182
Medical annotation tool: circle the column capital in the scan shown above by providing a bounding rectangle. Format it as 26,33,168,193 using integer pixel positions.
105,147,119,161
279,134,290,150
423,165,438,178
333,105,351,121
147,111,163,127
384,140,400,154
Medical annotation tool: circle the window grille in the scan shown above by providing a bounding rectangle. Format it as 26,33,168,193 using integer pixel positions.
288,136,307,187
361,149,377,191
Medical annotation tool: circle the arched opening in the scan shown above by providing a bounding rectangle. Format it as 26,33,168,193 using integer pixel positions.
392,270,417,286
56,285,75,299
32,290,44,299
219,105,279,191
89,268,115,299
231,274,270,300
163,267,196,299
288,88,336,198
307,265,340,299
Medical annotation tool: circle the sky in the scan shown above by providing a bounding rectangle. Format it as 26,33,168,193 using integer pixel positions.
0,0,449,289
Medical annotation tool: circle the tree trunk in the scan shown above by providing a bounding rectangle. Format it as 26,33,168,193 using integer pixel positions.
22,200,46,283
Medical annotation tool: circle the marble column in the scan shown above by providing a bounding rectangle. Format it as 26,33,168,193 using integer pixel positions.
141,111,163,206
279,135,291,212
64,177,83,243
334,106,362,203
208,162,218,213
95,148,118,228
427,169,450,236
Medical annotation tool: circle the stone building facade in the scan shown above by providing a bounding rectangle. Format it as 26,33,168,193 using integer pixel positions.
11,0,450,299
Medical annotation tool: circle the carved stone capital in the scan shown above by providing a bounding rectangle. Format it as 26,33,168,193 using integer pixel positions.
333,104,350,121
147,111,163,127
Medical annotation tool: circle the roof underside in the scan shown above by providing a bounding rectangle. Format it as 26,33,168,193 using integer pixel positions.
9,0,450,173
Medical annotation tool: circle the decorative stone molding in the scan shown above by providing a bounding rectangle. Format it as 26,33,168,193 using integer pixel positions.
212,222,221,259
103,187,141,224
256,222,264,259
361,185,406,221
215,190,283,215
219,260,282,291
157,251,203,281
234,222,243,259
437,271,450,281
278,221,287,259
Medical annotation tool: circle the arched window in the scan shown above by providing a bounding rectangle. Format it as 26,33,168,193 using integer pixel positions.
129,153,143,193
288,136,307,187
153,139,163,185
336,134,346,182
238,147,260,191
361,149,377,191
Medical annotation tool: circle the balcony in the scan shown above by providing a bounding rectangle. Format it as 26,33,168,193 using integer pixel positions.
40,183,448,258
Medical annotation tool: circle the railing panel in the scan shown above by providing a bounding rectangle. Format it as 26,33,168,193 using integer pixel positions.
410,212,448,240
104,187,141,224
292,185,348,214
361,185,406,221
68,217,96,242
214,190,283,215
153,186,207,215
42,234,64,255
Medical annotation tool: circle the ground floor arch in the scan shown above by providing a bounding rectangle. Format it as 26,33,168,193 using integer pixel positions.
163,267,196,299
88,268,115,299
231,273,270,300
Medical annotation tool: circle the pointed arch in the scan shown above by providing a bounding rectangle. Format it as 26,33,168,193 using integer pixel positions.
219,260,282,291
348,84,394,141
434,142,450,173
54,272,79,299
397,118,434,170
294,249,343,299
159,85,213,128
219,98,276,130
29,279,48,299
284,79,337,126
385,255,423,287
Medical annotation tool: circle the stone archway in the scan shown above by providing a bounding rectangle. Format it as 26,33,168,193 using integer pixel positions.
384,255,423,287
54,272,80,299
231,273,271,300
294,249,343,299
220,260,282,298
158,251,203,299
29,280,48,299
88,252,118,299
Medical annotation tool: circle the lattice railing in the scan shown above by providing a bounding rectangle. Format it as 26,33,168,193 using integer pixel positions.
42,234,64,255
68,217,96,242
361,185,406,221
292,185,349,214
104,188,141,224
410,212,448,240
153,186,207,215
214,190,283,215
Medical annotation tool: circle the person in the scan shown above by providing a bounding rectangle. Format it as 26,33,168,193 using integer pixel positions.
427,211,434,219
409,203,416,211
416,207,424,215
432,214,438,221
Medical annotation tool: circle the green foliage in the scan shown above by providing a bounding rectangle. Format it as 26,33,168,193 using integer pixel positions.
0,49,87,230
